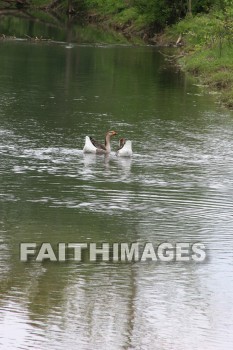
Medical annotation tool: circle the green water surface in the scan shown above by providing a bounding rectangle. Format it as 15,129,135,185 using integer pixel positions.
1,16,233,350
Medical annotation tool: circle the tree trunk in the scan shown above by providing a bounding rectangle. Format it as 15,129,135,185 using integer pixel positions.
68,0,74,14
188,0,192,16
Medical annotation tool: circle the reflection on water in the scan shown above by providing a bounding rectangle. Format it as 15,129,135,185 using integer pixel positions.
0,11,132,45
1,33,233,350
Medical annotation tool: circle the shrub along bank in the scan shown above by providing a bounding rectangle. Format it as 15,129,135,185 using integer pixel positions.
163,6,233,108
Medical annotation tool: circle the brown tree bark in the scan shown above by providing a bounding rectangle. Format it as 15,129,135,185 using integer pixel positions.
188,0,192,16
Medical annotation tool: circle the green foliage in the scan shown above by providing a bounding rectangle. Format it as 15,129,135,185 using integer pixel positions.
169,14,224,46
82,0,188,31
113,7,138,26
166,3,233,54
85,0,128,14
133,0,186,28
184,45,233,107
83,0,233,31
167,5,233,108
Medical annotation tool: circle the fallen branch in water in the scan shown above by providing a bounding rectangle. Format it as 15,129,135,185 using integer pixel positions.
158,50,184,62
1,33,16,39
24,34,51,42
0,33,51,42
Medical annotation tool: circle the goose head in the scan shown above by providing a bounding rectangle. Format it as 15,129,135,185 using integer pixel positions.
106,130,117,137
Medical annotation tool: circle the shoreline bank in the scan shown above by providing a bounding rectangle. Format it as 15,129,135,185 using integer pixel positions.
86,8,233,110
1,2,233,109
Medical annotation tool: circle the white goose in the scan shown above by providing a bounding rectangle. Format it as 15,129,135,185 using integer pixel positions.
116,138,133,157
83,130,117,154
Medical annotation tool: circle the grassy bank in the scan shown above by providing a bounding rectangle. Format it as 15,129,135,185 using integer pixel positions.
163,10,233,108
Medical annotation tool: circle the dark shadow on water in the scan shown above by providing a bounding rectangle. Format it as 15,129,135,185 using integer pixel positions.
0,10,132,44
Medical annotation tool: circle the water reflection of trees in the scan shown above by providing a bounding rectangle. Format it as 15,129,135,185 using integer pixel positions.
0,242,214,349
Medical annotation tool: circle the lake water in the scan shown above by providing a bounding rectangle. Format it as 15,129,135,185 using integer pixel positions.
1,16,233,350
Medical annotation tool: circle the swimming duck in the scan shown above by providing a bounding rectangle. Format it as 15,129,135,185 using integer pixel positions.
83,130,117,154
116,138,133,157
